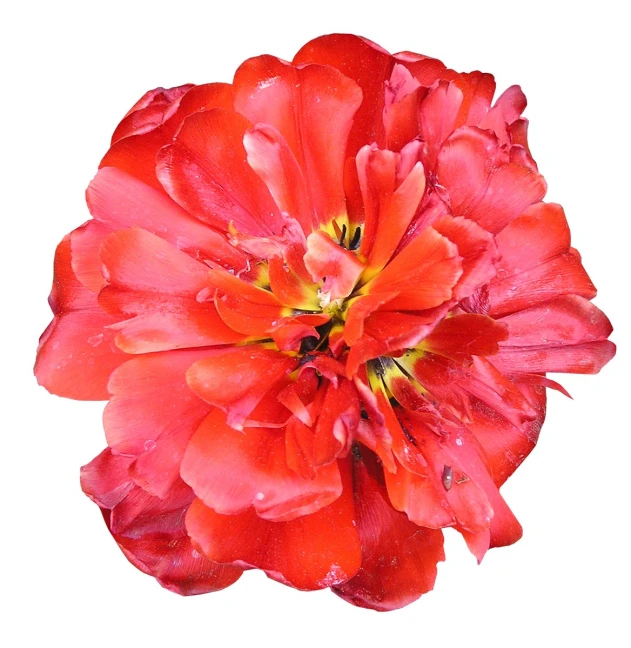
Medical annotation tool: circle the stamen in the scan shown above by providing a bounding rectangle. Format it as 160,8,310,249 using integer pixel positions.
349,226,362,250
339,223,348,247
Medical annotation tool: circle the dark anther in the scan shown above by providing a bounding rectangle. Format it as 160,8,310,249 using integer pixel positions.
352,444,363,461
349,226,362,251
299,321,333,356
339,223,347,247
360,405,369,420
370,358,385,377
299,336,320,354
400,422,418,447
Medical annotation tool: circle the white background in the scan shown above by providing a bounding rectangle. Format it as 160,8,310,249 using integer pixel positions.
2,1,628,646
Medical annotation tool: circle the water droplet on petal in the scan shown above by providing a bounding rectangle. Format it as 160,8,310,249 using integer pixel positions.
87,333,104,347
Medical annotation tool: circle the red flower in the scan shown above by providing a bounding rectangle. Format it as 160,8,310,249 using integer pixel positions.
36,34,615,611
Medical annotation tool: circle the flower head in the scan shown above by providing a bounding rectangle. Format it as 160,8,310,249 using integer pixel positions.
36,34,615,611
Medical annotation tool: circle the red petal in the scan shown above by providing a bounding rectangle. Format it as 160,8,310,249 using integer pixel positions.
234,55,361,224
103,350,214,497
87,167,247,273
98,228,244,352
106,307,244,354
352,381,395,472
313,379,360,466
423,313,509,361
293,34,395,155
374,394,454,527
443,426,523,555
436,127,546,233
334,453,444,611
492,340,616,375
69,220,114,292
493,202,570,276
389,409,522,558
395,411,494,536
304,230,365,301
81,449,241,595
344,293,398,347
468,383,547,486
361,226,462,311
498,295,613,348
243,124,315,234
100,129,166,190
402,353,537,429
175,82,234,116
346,306,448,376
101,83,235,191
395,52,452,89
383,64,424,151
418,80,464,168
491,255,597,317
488,202,597,315
80,448,135,508
186,347,298,430
186,462,361,590
384,459,455,529
479,85,527,146
458,71,496,127
115,531,242,596
181,409,342,521
35,237,128,400
100,227,210,295
212,289,287,338
156,109,283,236
111,84,193,144
432,214,499,300
268,255,319,310
356,143,426,279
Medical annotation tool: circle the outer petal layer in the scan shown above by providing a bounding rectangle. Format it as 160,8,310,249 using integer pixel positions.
81,449,242,595
186,461,361,590
35,236,128,400
334,454,444,611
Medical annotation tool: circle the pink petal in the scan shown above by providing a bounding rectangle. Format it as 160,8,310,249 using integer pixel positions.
156,109,283,236
418,80,464,168
304,230,365,301
436,127,546,233
111,84,193,144
87,167,247,273
35,236,128,400
103,350,215,497
181,409,342,521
